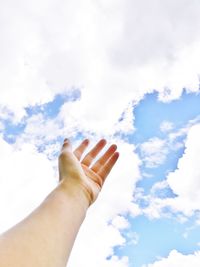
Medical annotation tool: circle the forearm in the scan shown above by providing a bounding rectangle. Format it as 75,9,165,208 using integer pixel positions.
0,180,89,267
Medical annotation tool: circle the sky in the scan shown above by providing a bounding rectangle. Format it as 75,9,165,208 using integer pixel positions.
0,0,200,266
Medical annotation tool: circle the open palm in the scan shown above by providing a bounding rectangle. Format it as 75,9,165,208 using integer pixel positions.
59,139,119,205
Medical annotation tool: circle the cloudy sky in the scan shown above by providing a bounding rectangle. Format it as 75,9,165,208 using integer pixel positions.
0,0,200,266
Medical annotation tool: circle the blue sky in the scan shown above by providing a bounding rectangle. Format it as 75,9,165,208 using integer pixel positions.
1,1,200,266
133,91,200,192
1,90,200,267
133,91,200,266
113,91,200,267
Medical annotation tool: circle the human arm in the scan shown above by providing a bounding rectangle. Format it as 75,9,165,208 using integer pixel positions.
0,139,119,267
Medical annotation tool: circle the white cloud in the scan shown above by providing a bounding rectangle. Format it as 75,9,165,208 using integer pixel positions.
139,118,199,171
166,124,200,215
160,121,174,133
1,0,200,130
68,216,128,267
151,180,168,194
0,137,57,233
168,116,200,144
19,113,63,144
111,215,130,230
140,137,168,168
143,250,200,267
138,123,200,220
125,231,139,246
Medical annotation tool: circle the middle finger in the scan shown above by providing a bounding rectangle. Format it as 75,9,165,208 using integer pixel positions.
81,139,107,166
91,144,117,172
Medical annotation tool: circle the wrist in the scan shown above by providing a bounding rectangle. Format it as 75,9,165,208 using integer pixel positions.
58,179,91,210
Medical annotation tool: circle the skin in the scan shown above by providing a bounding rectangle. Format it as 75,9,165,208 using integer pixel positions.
0,138,119,267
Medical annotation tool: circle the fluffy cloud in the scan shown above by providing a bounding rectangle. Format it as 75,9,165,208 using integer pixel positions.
0,136,57,233
143,250,200,267
1,0,200,131
166,123,200,215
140,137,168,168
68,216,128,267
138,123,200,219
160,121,174,133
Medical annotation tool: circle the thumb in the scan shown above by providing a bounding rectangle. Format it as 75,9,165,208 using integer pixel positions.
62,138,72,152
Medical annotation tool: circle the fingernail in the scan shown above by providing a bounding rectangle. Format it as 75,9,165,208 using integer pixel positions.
112,144,117,149
84,139,89,144
101,139,107,144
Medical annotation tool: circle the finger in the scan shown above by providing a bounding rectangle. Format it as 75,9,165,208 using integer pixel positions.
81,139,107,166
62,138,72,151
91,144,117,173
97,152,119,182
73,139,90,160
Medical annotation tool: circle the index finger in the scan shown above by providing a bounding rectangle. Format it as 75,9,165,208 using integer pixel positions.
73,139,90,160
81,139,107,167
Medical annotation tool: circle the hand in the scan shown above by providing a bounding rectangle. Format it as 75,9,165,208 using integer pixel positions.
58,139,119,206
